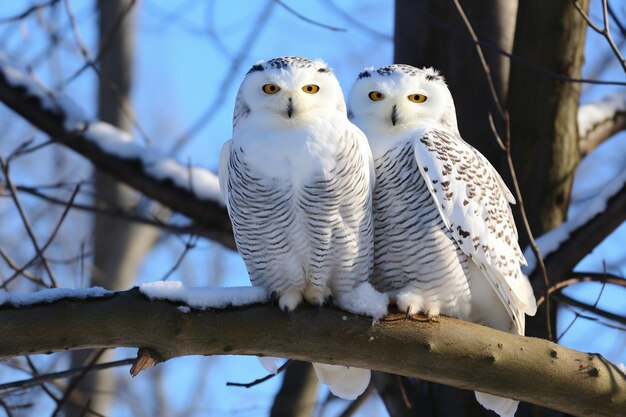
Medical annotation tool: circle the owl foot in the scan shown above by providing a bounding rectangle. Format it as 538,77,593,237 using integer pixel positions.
397,292,424,318
278,288,303,315
303,284,329,308
269,291,278,305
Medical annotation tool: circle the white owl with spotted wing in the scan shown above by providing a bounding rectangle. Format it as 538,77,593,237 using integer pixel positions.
219,56,376,399
348,65,537,417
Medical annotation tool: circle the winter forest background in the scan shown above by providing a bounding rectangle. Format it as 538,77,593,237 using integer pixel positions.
0,1,625,416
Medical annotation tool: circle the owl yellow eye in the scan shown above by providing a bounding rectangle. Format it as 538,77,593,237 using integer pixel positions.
302,84,320,94
262,84,281,94
408,94,427,103
368,91,384,101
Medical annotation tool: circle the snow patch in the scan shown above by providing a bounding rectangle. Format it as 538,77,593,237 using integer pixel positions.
83,122,223,204
524,169,626,275
336,282,388,320
139,281,267,309
177,305,191,313
0,52,85,126
578,92,626,138
0,287,112,307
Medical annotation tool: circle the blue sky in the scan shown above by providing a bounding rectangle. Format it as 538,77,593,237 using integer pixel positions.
0,1,624,416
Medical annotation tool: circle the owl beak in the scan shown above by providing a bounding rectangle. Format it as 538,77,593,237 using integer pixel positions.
286,97,294,118
391,104,399,126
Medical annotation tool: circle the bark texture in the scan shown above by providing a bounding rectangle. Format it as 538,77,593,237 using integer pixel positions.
270,362,318,417
0,289,624,417
394,0,518,168
507,0,588,240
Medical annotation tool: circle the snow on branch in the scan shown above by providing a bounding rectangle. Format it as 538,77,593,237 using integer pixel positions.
578,91,626,156
0,287,624,417
0,54,234,248
524,170,626,280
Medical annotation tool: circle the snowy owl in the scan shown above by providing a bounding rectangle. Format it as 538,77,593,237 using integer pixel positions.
348,64,537,417
219,56,375,399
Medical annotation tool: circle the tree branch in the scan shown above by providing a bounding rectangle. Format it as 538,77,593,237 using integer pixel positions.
0,57,234,249
578,91,626,157
0,288,624,417
528,178,626,284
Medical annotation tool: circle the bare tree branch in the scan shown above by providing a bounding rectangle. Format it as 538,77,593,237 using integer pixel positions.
536,272,626,306
0,0,60,24
0,288,625,417
556,292,626,326
531,180,626,284
578,91,626,157
572,0,626,73
0,58,235,249
0,359,134,393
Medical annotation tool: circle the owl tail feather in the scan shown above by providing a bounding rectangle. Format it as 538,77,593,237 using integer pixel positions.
475,391,519,417
312,363,370,400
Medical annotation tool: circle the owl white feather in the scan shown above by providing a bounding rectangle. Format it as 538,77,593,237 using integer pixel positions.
219,56,375,399
348,64,537,417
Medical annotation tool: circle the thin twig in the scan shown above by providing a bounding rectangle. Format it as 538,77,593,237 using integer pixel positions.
319,0,391,40
536,272,626,306
226,360,292,388
607,2,626,36
62,0,151,144
274,0,346,32
61,0,137,86
0,249,47,289
451,0,553,340
413,1,626,86
24,356,60,406
0,359,134,394
50,348,107,417
0,158,58,287
450,1,504,116
557,263,614,341
0,399,16,417
0,0,61,24
159,237,197,281
169,0,276,154
572,0,626,73
2,185,80,287
5,185,195,236
556,293,626,327
7,139,54,162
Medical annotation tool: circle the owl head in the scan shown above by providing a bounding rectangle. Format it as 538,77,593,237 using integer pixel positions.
233,56,346,129
348,65,458,135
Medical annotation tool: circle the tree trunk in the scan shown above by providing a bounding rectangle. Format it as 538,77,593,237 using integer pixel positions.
394,0,518,169
270,361,318,417
507,0,587,241
68,1,160,415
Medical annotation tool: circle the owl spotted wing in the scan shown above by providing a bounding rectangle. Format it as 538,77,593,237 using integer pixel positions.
412,128,536,333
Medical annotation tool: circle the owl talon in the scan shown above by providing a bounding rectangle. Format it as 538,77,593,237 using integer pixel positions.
283,305,292,321
327,295,333,308
314,302,323,316
270,291,277,305
405,306,412,320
